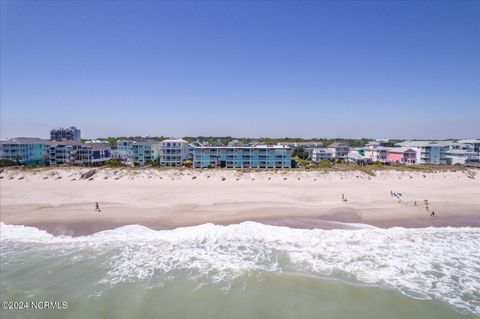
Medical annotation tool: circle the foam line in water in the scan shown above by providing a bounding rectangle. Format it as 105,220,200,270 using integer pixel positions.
1,222,479,316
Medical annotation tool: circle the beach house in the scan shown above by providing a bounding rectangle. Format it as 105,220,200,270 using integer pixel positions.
386,147,417,165
364,146,389,163
192,145,292,168
327,143,350,159
131,140,161,166
444,149,479,165
116,140,134,153
311,148,333,162
0,138,51,166
159,138,190,167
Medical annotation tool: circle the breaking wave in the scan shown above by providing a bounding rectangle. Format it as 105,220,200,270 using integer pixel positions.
1,222,479,315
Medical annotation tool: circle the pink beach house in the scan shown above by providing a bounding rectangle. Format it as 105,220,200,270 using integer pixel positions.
387,147,416,165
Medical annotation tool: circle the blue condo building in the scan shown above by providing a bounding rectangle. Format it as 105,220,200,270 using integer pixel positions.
192,145,292,168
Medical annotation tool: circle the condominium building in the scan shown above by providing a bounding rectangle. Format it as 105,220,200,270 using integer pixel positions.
131,140,161,166
311,148,333,162
327,143,350,158
386,147,417,165
159,138,190,167
49,141,111,166
398,141,447,165
50,126,81,142
192,145,292,168
0,138,51,165
49,141,80,165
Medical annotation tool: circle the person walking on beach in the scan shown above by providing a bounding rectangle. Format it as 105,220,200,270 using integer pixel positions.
342,193,345,201
95,202,101,212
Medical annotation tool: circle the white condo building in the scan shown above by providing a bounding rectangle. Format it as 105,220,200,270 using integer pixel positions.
160,138,190,167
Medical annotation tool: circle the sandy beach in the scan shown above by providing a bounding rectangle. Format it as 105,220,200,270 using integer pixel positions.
1,167,479,236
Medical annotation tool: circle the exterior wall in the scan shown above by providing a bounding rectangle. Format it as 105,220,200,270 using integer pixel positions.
445,152,479,165
116,140,133,153
311,148,333,162
192,146,292,168
412,146,445,165
387,151,416,165
111,150,130,161
160,140,189,166
49,144,111,166
49,145,75,165
132,143,160,166
0,143,49,165
328,146,350,158
365,147,388,162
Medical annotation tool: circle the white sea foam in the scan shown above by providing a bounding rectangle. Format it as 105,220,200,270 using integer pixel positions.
1,222,479,315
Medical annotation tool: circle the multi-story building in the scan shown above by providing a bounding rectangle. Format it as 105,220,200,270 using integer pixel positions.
444,149,479,165
159,138,190,167
457,139,480,153
398,141,447,165
49,141,111,166
50,126,81,142
116,140,134,153
327,143,350,159
0,138,51,165
192,145,292,168
364,146,389,163
131,140,160,166
49,141,80,165
386,147,417,165
311,148,333,162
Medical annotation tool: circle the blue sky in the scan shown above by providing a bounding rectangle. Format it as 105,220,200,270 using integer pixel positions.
1,0,479,139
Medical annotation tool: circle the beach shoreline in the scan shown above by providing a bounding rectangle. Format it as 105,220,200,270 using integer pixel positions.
1,167,479,236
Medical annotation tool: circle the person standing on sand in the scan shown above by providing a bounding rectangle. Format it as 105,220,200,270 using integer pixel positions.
95,202,101,212
342,193,345,201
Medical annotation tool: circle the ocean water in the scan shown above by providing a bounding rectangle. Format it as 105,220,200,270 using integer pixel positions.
0,222,479,319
